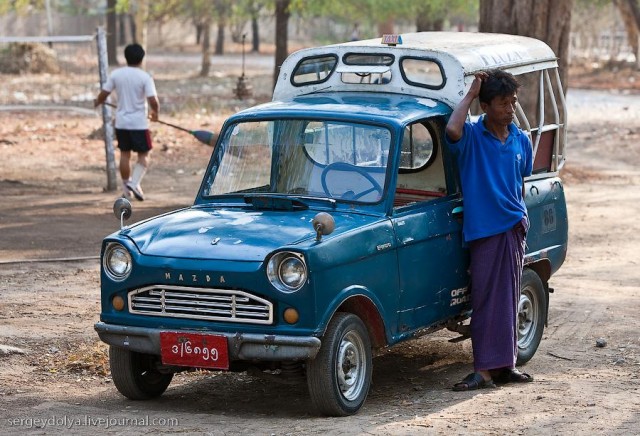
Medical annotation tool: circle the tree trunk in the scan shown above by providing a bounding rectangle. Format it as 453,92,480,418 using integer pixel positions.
129,14,137,44
249,1,262,52
134,0,148,53
196,23,203,45
251,15,260,52
200,19,211,77
479,0,573,91
377,17,395,36
416,17,444,32
215,21,225,55
627,0,640,27
416,4,445,32
617,0,640,67
273,0,290,89
214,0,228,55
106,0,118,65
118,14,127,45
615,1,639,61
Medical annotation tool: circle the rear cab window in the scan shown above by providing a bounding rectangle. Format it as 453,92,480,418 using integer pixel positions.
400,58,445,89
291,55,338,85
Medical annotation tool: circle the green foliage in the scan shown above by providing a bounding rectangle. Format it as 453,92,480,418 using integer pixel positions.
0,0,45,15
54,0,102,15
0,0,132,16
286,0,477,28
575,0,611,8
232,0,267,19
148,0,183,21
0,0,479,37
114,0,129,14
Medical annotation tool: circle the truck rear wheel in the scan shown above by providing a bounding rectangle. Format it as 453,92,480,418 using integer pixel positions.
109,346,173,400
517,268,547,365
307,313,372,416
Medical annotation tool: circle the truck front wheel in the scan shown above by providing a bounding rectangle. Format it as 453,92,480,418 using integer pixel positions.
517,268,547,365
109,346,173,400
307,312,372,416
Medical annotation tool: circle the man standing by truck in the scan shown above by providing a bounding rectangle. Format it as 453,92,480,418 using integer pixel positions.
445,69,534,390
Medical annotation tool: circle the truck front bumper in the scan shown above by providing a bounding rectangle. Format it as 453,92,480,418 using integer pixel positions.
94,322,321,361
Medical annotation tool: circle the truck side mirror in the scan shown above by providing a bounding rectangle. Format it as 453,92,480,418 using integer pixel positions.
312,212,335,242
113,198,132,229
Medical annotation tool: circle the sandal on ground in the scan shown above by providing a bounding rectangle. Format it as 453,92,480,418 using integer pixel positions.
491,368,534,385
452,372,496,391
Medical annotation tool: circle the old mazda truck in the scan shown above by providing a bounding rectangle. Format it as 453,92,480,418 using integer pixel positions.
95,32,568,416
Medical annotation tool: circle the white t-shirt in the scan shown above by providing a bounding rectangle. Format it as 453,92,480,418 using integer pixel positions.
104,66,157,130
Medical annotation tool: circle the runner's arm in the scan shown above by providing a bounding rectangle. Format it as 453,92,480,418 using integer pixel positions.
147,96,159,121
94,90,111,107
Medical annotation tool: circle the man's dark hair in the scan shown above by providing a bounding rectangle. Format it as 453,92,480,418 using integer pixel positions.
478,69,520,104
124,44,145,65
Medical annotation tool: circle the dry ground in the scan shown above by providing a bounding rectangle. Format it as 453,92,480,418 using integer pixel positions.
0,55,639,435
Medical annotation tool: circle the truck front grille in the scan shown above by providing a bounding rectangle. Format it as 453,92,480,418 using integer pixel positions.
128,285,273,325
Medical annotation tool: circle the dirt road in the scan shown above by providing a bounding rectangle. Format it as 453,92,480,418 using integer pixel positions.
1,86,639,434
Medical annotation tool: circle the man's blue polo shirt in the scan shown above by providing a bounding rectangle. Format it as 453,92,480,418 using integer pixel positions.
446,114,533,242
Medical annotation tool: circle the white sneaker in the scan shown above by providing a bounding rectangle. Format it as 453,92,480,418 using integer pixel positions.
122,185,134,200
126,182,145,201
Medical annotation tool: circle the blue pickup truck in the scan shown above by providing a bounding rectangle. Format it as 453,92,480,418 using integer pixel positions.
95,32,568,416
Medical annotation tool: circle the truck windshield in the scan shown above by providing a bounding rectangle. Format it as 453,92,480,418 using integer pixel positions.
202,119,392,204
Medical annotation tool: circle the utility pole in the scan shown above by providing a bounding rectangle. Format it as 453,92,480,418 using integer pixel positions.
45,0,54,47
97,27,118,192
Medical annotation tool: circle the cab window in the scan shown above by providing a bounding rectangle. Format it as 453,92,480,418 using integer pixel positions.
292,55,338,85
340,53,394,85
400,57,445,89
394,120,447,208
399,122,435,171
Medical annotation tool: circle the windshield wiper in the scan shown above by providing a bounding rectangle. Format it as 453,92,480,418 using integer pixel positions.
244,194,309,211
294,195,337,209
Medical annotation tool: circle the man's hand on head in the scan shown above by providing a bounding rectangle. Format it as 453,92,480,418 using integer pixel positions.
468,71,488,99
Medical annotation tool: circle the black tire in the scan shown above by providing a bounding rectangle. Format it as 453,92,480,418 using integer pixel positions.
516,268,547,365
109,346,173,400
307,313,372,416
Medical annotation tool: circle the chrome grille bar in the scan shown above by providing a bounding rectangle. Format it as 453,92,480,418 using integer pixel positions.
128,285,273,324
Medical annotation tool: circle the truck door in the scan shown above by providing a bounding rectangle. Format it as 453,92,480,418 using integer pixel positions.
391,120,470,336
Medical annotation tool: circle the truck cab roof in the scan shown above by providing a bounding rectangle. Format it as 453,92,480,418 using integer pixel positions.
231,92,451,128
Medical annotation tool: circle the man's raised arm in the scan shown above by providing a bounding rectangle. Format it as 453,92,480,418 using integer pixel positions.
445,72,487,142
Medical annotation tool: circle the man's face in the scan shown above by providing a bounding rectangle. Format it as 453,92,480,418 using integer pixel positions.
481,92,518,127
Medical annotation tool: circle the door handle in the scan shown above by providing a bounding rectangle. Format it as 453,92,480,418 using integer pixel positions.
451,206,464,220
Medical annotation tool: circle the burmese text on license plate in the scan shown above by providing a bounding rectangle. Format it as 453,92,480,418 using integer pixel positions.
160,332,229,370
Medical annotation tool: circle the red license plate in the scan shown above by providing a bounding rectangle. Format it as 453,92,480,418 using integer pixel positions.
160,332,229,370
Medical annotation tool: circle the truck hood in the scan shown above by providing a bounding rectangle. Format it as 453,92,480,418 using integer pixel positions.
122,207,381,261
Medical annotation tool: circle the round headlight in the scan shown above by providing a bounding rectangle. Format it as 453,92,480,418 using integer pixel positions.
267,252,307,292
103,243,132,281
279,256,306,289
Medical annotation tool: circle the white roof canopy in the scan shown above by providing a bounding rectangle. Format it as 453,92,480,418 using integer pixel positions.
273,32,559,106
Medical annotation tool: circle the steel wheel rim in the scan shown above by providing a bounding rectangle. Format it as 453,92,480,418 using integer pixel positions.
336,330,366,401
518,287,538,348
